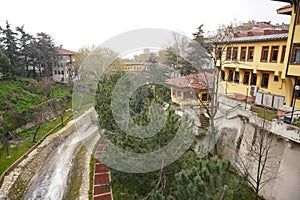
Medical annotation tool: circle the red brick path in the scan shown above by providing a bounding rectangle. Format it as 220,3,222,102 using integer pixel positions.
93,140,113,200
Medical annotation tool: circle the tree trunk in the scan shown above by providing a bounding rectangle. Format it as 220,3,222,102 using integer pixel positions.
5,135,9,158
33,65,36,79
61,114,64,127
33,123,42,143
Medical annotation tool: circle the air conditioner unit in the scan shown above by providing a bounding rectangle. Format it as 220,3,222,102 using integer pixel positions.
250,85,259,97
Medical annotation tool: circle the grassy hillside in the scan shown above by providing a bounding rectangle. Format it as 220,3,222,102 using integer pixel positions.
0,78,72,130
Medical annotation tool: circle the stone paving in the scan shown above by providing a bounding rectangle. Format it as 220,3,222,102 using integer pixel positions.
93,140,112,200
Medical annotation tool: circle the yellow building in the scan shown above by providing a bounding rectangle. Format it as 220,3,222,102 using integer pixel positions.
217,1,300,109
112,62,148,71
276,0,300,108
165,73,212,108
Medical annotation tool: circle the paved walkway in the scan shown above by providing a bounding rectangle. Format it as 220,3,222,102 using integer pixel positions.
93,140,113,200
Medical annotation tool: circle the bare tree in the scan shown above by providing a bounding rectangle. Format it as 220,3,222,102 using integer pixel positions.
235,109,276,200
189,24,235,155
0,114,10,158
59,97,69,127
32,103,46,143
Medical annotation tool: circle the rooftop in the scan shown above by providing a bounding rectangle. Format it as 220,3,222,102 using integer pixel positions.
221,33,288,44
123,62,146,66
57,48,76,55
165,73,213,91
276,3,292,15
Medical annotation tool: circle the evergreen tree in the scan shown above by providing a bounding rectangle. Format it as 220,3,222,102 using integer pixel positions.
0,49,10,79
0,21,20,78
16,25,33,77
35,32,58,77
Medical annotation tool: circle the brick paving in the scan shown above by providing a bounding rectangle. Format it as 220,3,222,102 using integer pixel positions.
93,140,112,200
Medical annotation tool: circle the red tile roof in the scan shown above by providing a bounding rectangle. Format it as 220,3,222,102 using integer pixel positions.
57,48,76,55
165,73,213,91
234,27,288,38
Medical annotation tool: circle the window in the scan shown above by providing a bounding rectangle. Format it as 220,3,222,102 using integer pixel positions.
297,5,300,24
183,91,190,99
54,70,57,74
226,47,232,60
251,73,257,85
221,71,225,81
281,45,286,63
261,73,269,88
270,46,279,62
201,93,208,101
240,47,247,61
172,89,176,96
290,44,300,64
228,69,234,82
261,46,269,62
216,47,222,59
232,47,238,61
247,47,254,61
274,75,279,82
243,71,250,85
234,72,240,83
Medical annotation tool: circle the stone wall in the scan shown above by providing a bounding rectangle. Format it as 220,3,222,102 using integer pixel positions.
216,95,300,200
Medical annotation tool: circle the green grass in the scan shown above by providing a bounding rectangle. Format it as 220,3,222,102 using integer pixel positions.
250,105,277,121
51,84,73,99
0,79,73,130
64,145,86,200
0,80,42,113
0,111,73,177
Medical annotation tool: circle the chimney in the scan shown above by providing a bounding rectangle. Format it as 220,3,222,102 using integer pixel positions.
60,45,63,49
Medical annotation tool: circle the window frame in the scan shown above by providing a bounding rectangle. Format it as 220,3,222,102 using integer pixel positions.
290,43,300,64
226,47,232,60
221,70,225,81
297,5,300,24
261,73,270,89
228,69,234,82
216,47,222,60
240,47,247,61
251,73,257,86
234,71,240,83
232,47,238,61
270,46,279,63
243,71,250,85
280,45,286,63
201,93,208,102
261,46,269,62
247,47,255,62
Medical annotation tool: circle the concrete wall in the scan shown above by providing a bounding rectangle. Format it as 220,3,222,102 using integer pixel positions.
216,96,300,200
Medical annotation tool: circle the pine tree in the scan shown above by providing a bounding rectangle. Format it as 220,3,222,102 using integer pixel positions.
16,25,33,77
0,49,10,79
0,21,20,78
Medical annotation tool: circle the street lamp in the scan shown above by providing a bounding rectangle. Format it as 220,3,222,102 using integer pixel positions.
290,85,300,124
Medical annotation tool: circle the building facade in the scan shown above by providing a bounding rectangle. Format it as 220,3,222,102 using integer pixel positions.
112,62,148,72
217,1,300,111
52,47,76,83
165,73,212,108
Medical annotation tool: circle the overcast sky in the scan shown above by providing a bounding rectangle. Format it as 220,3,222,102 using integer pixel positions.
0,0,291,51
